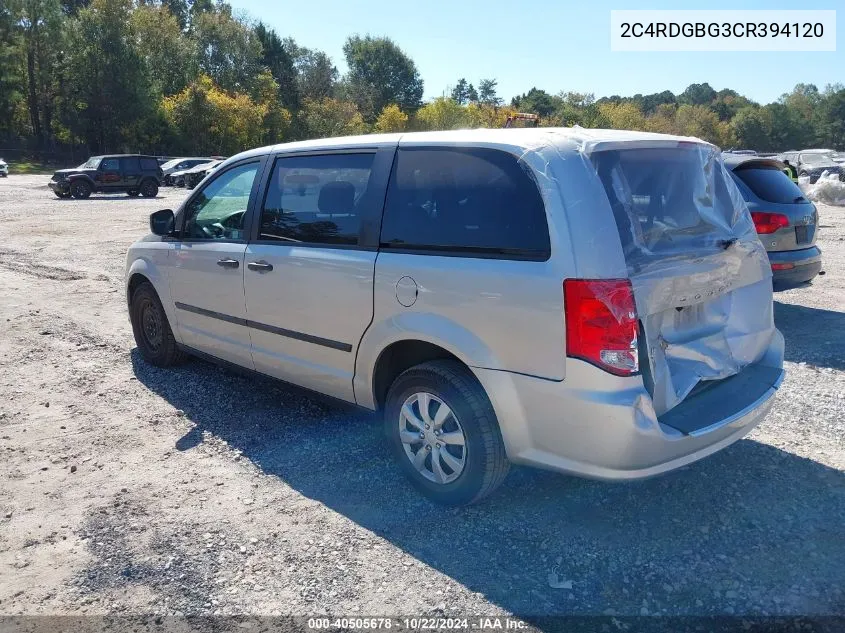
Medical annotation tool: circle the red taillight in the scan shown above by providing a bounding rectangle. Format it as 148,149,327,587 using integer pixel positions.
771,262,794,271
563,279,639,376
751,212,789,234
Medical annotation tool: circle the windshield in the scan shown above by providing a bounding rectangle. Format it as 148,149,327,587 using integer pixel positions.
80,156,101,169
802,153,835,165
591,146,745,267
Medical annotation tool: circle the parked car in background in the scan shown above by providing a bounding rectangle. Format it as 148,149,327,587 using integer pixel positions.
161,157,215,185
182,159,224,189
49,155,162,199
724,154,821,287
0,157,8,177
126,129,784,505
779,150,844,183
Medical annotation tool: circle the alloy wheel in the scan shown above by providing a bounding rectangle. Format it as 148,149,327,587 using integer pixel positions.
398,392,467,484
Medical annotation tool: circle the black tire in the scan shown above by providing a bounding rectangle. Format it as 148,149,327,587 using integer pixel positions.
384,360,509,505
127,189,140,197
140,179,159,198
54,190,71,199
70,179,92,199
130,281,188,367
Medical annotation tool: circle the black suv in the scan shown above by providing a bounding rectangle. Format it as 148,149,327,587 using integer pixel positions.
49,155,162,199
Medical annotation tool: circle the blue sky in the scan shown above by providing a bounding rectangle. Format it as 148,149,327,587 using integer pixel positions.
229,0,842,104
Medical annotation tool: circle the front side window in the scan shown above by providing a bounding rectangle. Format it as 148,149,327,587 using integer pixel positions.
183,162,259,241
100,158,119,171
139,158,159,170
259,153,375,245
380,147,550,259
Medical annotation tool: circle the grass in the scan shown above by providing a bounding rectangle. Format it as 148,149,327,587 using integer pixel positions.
6,160,72,175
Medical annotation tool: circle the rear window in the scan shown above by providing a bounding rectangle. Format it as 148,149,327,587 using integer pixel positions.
380,147,550,259
732,165,805,204
591,146,741,263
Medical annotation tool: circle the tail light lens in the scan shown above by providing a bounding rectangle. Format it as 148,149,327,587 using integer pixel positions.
563,279,639,376
751,212,789,234
771,262,794,271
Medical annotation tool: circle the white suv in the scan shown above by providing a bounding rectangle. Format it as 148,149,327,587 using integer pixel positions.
126,129,785,505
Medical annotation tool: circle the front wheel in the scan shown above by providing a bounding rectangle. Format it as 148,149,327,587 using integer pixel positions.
384,360,509,505
54,190,71,199
130,281,188,367
127,189,140,197
140,180,159,198
70,180,92,199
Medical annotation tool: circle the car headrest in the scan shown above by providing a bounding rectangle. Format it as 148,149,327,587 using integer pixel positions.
317,181,355,214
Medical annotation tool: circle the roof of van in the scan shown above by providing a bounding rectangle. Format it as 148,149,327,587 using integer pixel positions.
228,127,713,163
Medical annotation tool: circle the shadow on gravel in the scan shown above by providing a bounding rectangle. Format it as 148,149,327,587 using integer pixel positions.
132,350,845,616
774,301,845,370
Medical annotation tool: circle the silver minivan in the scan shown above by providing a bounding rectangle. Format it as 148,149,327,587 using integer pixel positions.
126,129,785,505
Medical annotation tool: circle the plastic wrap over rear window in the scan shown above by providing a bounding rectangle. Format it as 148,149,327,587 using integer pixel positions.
590,146,746,269
380,147,550,260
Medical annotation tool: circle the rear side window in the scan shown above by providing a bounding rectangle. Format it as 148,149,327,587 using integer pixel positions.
140,158,159,171
732,166,805,204
121,157,141,172
259,153,375,245
380,147,550,260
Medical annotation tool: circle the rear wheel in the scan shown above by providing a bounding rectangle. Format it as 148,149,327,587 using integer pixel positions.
70,179,92,199
140,179,159,198
130,281,188,367
384,360,509,505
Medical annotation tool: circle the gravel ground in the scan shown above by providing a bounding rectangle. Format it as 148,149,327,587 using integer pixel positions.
0,174,843,619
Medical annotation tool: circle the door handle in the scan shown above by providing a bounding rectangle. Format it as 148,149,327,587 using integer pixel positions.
217,258,240,269
247,261,273,272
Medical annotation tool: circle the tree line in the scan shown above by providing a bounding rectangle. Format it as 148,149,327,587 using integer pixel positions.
1,0,843,160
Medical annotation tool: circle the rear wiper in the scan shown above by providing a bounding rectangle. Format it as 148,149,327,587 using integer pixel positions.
717,238,738,250
793,196,807,203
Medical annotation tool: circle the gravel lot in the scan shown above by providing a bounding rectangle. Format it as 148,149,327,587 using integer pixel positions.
0,174,843,619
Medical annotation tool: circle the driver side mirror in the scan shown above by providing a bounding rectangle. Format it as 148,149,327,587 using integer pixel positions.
150,209,175,236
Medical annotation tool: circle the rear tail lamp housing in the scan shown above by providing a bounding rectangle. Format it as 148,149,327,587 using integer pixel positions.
563,279,639,376
751,212,789,234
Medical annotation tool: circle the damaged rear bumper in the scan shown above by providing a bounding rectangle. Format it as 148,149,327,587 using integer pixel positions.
474,329,784,480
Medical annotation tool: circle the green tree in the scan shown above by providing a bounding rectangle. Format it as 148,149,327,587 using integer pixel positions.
597,101,646,131
255,23,299,111
342,35,423,122
731,106,774,151
11,0,65,145
302,97,365,138
679,82,717,106
451,78,469,105
818,88,845,149
675,104,733,146
62,0,154,151
0,1,24,140
131,4,196,96
284,38,337,101
415,97,468,130
162,74,267,155
466,83,478,103
512,87,557,117
478,78,501,107
374,103,408,132
193,4,262,93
